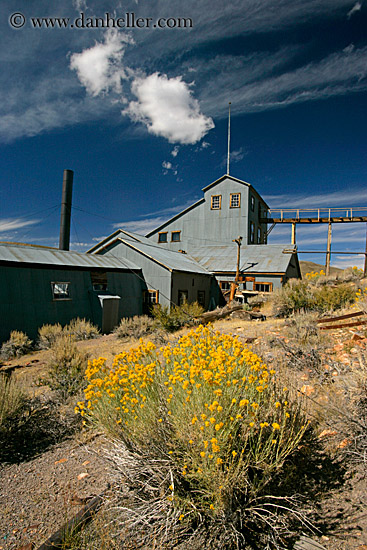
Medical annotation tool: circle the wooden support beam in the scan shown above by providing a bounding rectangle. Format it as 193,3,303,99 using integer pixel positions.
325,222,332,276
291,222,296,245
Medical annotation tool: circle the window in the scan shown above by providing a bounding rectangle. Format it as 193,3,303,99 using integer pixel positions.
178,290,188,305
254,282,273,293
143,289,159,304
211,195,221,210
171,231,181,242
220,281,231,291
91,271,107,291
158,232,168,243
250,195,255,212
197,290,206,307
257,227,262,244
250,222,255,244
51,282,70,300
230,193,241,208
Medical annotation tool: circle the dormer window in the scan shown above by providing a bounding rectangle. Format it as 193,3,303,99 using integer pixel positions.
230,193,241,208
211,195,221,210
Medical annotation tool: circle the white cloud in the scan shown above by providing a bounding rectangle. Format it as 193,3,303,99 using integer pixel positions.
171,146,180,157
70,31,133,97
0,218,39,233
264,187,367,208
124,73,214,144
162,160,178,175
347,2,362,18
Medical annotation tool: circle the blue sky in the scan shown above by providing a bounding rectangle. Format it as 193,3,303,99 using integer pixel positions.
1,0,367,269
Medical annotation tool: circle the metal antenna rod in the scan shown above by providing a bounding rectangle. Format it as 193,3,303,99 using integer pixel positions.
227,102,231,175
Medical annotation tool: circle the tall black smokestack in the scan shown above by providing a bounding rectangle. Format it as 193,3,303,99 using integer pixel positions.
59,169,74,251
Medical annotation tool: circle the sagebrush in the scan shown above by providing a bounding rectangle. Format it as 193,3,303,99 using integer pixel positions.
77,325,311,548
38,318,99,349
114,315,154,340
0,374,27,430
152,301,204,332
0,330,33,360
44,335,89,400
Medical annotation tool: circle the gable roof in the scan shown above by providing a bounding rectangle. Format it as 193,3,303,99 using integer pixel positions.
189,244,298,274
0,242,140,272
89,230,211,275
201,174,251,192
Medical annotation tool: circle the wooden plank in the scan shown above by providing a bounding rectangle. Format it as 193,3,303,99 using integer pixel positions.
317,311,365,324
320,319,367,330
294,535,327,550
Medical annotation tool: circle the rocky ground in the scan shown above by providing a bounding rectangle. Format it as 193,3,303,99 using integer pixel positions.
0,316,366,550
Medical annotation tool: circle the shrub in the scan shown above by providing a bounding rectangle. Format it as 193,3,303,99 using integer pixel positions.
114,315,154,340
355,286,367,313
273,280,356,317
77,325,310,548
44,335,89,400
0,330,33,360
152,301,204,332
38,323,64,349
0,374,27,430
272,280,313,317
65,318,99,341
313,283,355,312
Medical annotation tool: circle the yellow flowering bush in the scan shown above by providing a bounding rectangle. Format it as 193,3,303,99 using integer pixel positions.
305,270,325,281
355,286,367,312
77,325,309,547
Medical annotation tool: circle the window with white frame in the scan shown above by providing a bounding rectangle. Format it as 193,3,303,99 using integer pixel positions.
51,282,70,300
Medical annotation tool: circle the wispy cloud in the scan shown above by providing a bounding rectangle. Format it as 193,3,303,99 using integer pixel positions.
220,147,246,168
264,187,367,208
0,218,39,234
347,1,362,18
199,45,367,117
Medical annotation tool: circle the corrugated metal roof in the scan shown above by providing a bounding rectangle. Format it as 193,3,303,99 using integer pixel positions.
189,244,297,273
0,243,140,271
117,238,211,275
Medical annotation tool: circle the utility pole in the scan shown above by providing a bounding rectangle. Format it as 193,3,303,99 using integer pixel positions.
229,236,242,304
364,222,367,277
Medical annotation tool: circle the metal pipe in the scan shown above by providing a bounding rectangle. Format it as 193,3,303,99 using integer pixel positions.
59,169,74,251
